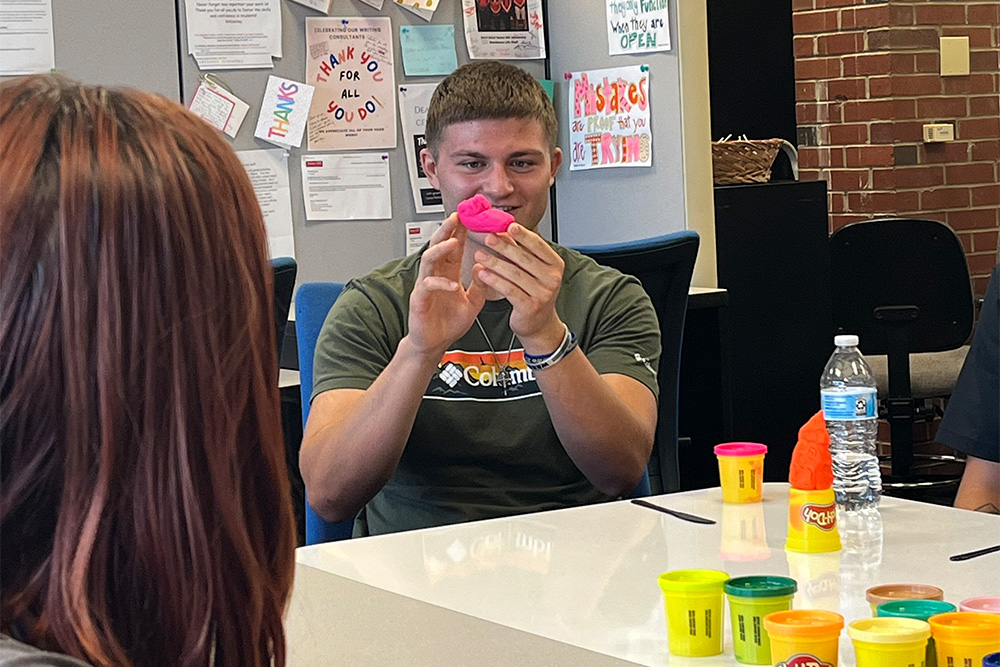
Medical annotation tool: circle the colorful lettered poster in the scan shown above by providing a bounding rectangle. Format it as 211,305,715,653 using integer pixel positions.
461,0,545,60
306,17,397,151
606,0,671,55
567,65,652,171
254,76,315,148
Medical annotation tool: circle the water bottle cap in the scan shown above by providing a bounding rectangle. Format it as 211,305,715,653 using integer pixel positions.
834,334,859,347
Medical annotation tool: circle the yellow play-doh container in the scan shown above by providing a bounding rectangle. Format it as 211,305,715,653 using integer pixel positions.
785,488,840,553
658,569,730,657
764,609,844,667
848,617,930,667
929,612,1000,667
716,443,767,503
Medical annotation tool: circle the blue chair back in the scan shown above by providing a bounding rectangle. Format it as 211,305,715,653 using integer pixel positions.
295,282,355,544
573,231,700,494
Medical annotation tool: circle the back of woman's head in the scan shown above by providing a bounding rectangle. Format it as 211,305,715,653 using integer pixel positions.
0,75,296,667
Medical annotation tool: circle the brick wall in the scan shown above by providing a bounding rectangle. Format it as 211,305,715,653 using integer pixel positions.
792,0,1000,295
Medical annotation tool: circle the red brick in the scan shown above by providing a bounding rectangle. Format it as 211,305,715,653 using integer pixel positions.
855,5,889,28
848,191,897,213
841,8,856,29
890,27,940,49
972,184,1000,206
829,169,871,190
890,53,916,74
967,3,1000,25
969,252,1000,274
857,53,891,76
889,4,914,26
827,78,867,100
871,121,895,143
942,27,993,48
973,231,999,254
893,99,917,119
793,0,816,10
816,0,863,8
922,187,971,209
915,4,967,25
971,140,1000,161
829,147,847,167
949,208,998,230
958,232,974,253
896,190,921,211
831,214,869,231
828,123,869,144
795,57,841,80
917,97,968,118
800,168,823,182
893,75,944,96
843,99,895,121
867,29,892,51
922,141,971,163
797,81,821,102
893,121,926,142
818,32,863,55
895,166,946,188
943,73,998,95
971,50,1000,73
959,117,1000,139
872,168,895,189
797,101,832,124
846,145,894,167
915,53,940,74
795,36,817,57
799,147,821,168
869,76,892,97
830,192,846,212
970,96,999,116
947,163,998,185
793,9,840,34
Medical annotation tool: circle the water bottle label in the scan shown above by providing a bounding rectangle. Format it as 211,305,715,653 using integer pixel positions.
821,389,877,420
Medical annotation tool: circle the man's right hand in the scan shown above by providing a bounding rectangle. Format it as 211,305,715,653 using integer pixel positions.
405,213,487,358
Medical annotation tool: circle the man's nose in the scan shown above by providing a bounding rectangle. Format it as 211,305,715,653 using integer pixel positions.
481,164,514,199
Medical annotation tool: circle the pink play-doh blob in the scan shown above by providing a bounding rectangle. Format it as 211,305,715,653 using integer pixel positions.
457,194,515,233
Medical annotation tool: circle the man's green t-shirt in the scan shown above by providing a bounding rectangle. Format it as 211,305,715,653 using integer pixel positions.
312,243,661,536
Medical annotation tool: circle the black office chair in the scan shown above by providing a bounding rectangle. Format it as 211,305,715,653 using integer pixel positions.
573,231,700,495
829,219,974,496
271,257,297,360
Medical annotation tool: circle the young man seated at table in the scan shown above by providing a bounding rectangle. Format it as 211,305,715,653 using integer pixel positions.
940,263,1000,514
300,61,661,536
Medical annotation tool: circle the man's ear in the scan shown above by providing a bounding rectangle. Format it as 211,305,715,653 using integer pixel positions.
549,147,563,186
420,148,440,189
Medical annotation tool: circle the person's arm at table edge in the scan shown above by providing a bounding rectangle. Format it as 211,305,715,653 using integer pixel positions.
954,455,1000,514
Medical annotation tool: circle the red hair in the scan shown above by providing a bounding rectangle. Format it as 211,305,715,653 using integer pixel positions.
0,75,295,666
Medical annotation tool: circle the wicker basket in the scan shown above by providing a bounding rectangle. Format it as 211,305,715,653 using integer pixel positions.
711,138,785,185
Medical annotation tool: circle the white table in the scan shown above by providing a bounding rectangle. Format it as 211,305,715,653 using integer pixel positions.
288,484,1000,665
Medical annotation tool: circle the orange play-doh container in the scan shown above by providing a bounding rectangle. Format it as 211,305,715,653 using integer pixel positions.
763,609,844,667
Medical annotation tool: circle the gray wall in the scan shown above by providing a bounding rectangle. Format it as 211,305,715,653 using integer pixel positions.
548,0,687,247
177,0,547,286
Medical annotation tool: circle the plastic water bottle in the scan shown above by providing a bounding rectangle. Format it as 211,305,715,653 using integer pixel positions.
820,334,882,512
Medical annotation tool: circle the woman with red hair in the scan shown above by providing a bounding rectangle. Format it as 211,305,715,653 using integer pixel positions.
0,75,296,666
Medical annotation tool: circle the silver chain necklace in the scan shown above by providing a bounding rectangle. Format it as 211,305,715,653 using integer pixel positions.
473,316,517,396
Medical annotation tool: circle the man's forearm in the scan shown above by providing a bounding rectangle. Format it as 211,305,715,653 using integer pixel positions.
954,456,1000,514
534,349,657,497
300,336,442,522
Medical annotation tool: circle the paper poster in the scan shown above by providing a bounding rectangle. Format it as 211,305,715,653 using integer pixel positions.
359,0,384,8
188,81,250,138
398,84,444,214
461,0,545,60
568,65,652,171
406,221,442,255
306,17,397,151
301,153,392,221
0,0,54,75
288,0,332,12
185,0,281,70
394,0,439,12
254,76,315,148
400,25,457,76
397,2,435,21
236,149,295,258
606,0,670,55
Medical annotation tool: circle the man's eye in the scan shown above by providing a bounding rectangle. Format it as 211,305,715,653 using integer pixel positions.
511,160,534,169
461,161,483,169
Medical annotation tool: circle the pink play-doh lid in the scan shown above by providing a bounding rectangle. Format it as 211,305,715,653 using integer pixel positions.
959,596,1000,615
714,442,768,457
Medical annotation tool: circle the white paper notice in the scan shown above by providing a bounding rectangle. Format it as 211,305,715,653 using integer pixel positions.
254,76,314,148
606,0,670,55
397,2,435,21
301,153,391,221
288,0,331,13
398,84,443,214
0,0,55,75
405,221,442,256
568,65,652,171
236,149,295,258
461,0,545,60
306,16,397,151
359,0,384,8
185,0,281,70
188,82,250,138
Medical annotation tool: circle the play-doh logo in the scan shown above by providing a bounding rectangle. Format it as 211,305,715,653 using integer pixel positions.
801,503,837,531
268,81,300,140
777,654,834,667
